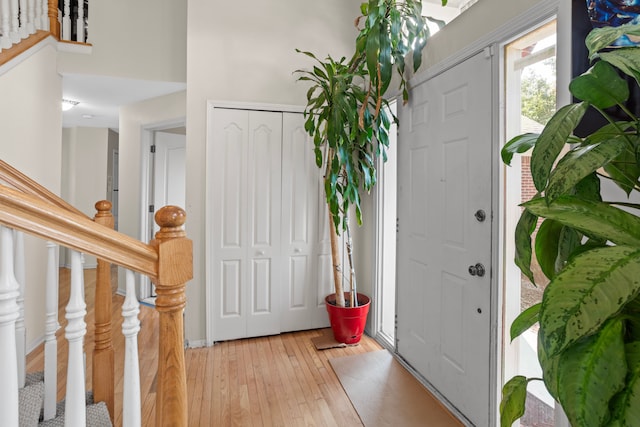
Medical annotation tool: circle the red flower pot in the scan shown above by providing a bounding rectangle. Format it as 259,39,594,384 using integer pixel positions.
325,292,370,344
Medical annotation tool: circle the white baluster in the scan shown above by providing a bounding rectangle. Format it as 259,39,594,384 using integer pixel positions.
43,241,59,421
26,0,35,34
13,230,25,388
122,270,141,427
9,0,19,43
0,226,20,426
65,250,87,427
1,0,12,48
75,0,83,42
61,0,70,40
38,0,48,30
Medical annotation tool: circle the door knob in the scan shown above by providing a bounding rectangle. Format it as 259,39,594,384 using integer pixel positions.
474,210,486,222
468,263,485,277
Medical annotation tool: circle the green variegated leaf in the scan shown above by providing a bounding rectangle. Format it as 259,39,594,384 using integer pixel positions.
539,246,640,356
501,133,539,166
523,196,640,247
538,332,560,400
609,342,640,426
514,208,538,284
535,219,563,280
586,23,640,59
546,138,626,203
500,376,528,427
600,49,640,87
604,135,640,196
569,61,629,108
531,103,588,192
555,226,581,273
557,318,626,427
574,172,602,202
510,303,541,341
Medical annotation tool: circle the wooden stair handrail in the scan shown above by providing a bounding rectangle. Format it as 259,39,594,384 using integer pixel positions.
0,159,87,219
0,183,193,424
0,183,158,278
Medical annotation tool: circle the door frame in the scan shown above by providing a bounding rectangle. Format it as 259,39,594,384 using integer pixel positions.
371,100,398,351
138,117,186,300
384,1,571,425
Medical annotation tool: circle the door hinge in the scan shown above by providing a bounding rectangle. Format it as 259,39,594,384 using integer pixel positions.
150,144,156,153
149,204,155,213
484,45,495,59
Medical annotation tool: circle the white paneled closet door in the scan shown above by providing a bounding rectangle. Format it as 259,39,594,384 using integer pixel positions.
280,113,330,332
211,108,283,341
209,108,331,341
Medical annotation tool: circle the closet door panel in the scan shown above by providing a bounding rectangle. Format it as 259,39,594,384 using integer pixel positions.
246,111,282,337
211,109,249,341
281,113,329,331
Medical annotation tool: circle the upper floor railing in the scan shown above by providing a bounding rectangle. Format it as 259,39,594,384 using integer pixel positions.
0,0,89,64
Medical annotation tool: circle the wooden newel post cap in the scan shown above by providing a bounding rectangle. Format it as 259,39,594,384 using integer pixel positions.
94,200,112,215
155,206,187,240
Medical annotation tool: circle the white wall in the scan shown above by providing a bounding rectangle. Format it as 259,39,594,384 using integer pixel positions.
0,42,63,350
61,127,110,267
57,0,187,83
185,0,363,343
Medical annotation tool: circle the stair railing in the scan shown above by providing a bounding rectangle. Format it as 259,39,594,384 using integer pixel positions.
1,0,89,65
0,161,192,426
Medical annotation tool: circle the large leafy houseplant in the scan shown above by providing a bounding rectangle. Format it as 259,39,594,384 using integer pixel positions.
500,24,640,427
295,0,446,308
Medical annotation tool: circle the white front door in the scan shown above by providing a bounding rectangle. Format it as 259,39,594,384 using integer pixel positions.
396,50,493,426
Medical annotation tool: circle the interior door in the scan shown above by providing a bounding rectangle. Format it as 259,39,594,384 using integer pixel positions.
153,131,186,234
396,50,493,426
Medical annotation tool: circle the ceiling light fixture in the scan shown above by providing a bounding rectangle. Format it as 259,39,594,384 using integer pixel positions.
61,99,79,111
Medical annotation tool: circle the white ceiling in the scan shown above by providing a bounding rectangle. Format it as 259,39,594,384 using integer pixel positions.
62,74,186,130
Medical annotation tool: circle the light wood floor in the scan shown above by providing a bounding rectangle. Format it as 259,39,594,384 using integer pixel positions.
26,269,384,426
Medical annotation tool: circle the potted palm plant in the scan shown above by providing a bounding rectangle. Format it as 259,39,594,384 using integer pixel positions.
500,23,640,426
295,0,447,344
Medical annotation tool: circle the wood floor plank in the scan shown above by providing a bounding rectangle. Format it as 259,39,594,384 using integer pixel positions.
25,268,457,426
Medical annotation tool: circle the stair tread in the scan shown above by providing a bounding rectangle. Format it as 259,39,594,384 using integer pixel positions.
39,401,112,427
19,376,112,427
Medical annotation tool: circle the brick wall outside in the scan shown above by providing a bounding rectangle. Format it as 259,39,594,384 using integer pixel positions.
521,156,536,203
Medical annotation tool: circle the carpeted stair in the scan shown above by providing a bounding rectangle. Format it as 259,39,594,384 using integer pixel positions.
19,372,112,427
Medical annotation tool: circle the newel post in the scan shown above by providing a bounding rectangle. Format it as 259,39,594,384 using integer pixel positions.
151,206,192,427
92,200,115,422
47,0,59,38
